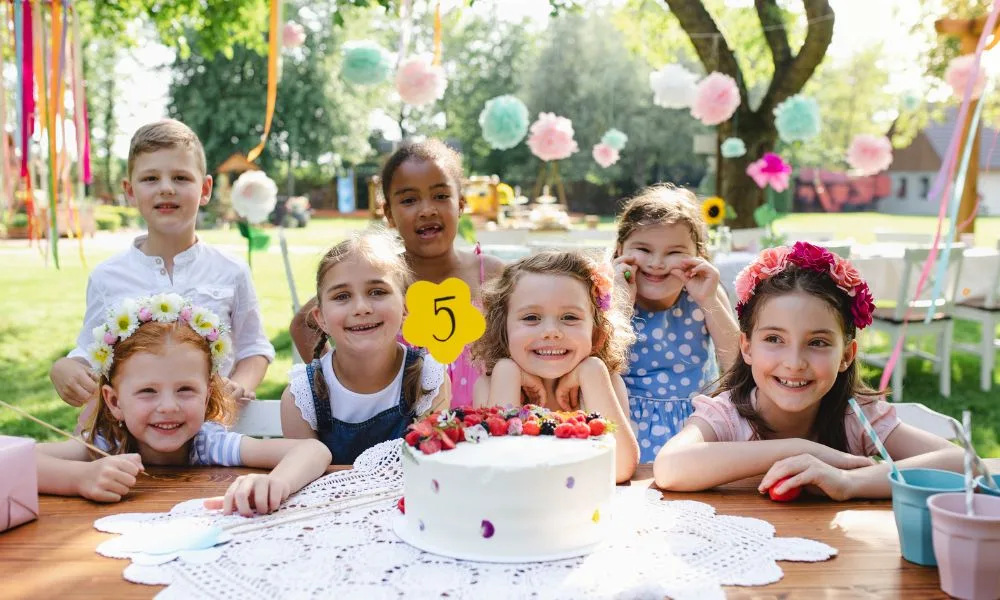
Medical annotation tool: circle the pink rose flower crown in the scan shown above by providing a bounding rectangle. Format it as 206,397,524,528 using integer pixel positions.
733,241,875,329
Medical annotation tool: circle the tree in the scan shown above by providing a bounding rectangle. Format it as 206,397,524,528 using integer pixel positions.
616,1,834,227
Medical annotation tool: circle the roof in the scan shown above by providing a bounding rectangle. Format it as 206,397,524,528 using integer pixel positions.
922,107,1000,171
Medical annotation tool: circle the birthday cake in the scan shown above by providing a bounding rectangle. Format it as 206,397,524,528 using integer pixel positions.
395,406,616,562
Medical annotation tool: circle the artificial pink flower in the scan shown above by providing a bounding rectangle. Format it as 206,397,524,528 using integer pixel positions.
207,329,219,343
851,286,876,329
734,246,791,307
746,152,792,192
283,21,306,48
690,72,741,126
789,241,835,273
527,112,578,162
846,134,893,176
396,55,447,107
830,258,864,296
103,332,117,345
179,307,193,322
944,54,986,100
592,143,620,168
138,307,153,322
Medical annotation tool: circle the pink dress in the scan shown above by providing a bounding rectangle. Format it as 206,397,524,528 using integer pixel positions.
690,389,901,456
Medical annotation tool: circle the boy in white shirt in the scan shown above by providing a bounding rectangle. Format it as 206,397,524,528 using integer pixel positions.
50,119,274,428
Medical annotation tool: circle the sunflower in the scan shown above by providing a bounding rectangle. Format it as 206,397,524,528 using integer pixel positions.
702,196,726,226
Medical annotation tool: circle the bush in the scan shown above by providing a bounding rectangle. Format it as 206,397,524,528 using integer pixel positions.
95,215,120,231
10,213,29,228
95,205,141,228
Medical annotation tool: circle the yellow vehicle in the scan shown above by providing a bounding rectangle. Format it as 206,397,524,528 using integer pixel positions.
464,175,514,221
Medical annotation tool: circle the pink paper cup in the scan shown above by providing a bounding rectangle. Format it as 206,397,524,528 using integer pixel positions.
928,492,1000,600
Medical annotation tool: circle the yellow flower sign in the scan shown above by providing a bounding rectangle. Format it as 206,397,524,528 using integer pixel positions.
402,278,485,364
702,196,726,226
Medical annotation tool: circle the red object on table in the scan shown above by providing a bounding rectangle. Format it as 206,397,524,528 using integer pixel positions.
768,477,801,502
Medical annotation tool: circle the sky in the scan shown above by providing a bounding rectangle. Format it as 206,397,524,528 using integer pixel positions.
106,0,982,157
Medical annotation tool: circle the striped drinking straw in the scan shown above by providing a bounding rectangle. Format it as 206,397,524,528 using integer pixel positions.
963,411,975,516
848,398,905,484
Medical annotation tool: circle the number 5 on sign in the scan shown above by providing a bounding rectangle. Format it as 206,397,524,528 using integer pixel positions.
402,278,485,364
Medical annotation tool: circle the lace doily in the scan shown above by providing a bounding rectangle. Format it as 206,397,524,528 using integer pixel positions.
94,440,836,599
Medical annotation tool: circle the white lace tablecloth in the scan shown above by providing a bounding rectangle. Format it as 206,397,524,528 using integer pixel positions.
93,441,837,599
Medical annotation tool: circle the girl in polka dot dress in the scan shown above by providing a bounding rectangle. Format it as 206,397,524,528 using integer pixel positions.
611,185,740,462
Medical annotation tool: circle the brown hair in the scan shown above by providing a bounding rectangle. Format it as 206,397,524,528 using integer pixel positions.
311,228,429,410
377,138,465,222
86,321,232,456
127,119,207,179
470,250,635,375
614,184,709,260
714,265,883,453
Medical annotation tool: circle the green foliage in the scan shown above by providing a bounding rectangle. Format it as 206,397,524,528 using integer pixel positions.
10,214,29,228
95,215,121,232
95,205,142,228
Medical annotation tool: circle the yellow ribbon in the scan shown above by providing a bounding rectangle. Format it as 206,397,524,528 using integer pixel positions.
433,1,442,66
31,1,48,247
246,0,280,163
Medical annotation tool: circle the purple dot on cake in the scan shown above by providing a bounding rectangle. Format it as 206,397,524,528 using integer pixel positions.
481,519,495,538
566,476,575,489
418,520,425,531
432,479,439,493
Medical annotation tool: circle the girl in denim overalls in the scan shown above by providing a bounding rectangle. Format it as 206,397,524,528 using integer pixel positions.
280,229,451,464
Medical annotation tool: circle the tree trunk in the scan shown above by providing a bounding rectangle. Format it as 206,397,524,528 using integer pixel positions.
718,111,777,228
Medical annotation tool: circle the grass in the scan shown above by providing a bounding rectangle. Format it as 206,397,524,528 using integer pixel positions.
1,213,998,457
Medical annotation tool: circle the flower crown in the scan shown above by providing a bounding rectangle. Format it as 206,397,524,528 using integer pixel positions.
589,260,614,312
87,293,231,376
734,241,876,329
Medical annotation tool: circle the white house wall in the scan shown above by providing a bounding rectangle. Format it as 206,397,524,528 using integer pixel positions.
880,171,1000,216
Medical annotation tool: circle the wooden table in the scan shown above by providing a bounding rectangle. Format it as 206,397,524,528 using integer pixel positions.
0,465,946,599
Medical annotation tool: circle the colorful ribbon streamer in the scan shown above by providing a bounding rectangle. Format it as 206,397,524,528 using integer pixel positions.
432,1,442,66
245,0,280,163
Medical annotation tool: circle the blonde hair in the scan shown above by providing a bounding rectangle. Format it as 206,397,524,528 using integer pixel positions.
127,119,207,179
86,321,233,456
311,227,428,410
470,251,635,375
615,184,709,260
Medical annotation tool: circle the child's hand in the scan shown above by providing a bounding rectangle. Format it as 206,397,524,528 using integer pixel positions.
520,369,546,406
809,444,875,470
217,474,291,516
670,257,721,307
221,377,255,408
51,357,98,407
759,454,856,501
554,357,607,411
612,255,639,305
78,454,144,503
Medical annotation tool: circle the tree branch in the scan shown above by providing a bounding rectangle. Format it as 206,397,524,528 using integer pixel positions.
759,0,835,117
755,0,792,67
662,0,749,102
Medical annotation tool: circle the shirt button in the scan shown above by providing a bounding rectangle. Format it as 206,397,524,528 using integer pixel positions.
155,258,162,264
160,268,167,275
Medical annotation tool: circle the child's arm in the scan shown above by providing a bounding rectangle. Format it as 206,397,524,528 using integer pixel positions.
428,376,452,414
50,357,98,408
472,375,491,409
653,418,872,491
225,356,270,402
279,387,320,440
673,257,740,371
290,296,323,360
482,359,547,408
758,423,958,500
228,267,276,399
36,440,144,502
220,437,332,516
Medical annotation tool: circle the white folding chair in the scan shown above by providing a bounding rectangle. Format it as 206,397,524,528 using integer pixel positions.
893,403,956,440
781,230,836,243
874,231,934,245
232,400,283,438
860,245,965,400
952,239,1000,391
818,240,852,259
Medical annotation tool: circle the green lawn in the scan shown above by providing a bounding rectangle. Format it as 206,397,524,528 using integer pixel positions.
1,213,998,457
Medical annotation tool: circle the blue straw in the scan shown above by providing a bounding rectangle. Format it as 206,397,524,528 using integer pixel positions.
849,398,905,484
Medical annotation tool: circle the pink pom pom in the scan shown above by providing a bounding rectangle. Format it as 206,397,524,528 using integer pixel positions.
282,22,306,48
944,55,986,100
104,332,117,345
592,143,620,168
179,307,193,322
745,152,792,192
527,113,579,162
690,72,741,126
846,134,893,176
396,55,447,107
138,308,153,322
207,330,219,342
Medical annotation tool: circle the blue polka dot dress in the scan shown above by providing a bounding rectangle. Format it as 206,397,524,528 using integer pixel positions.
624,290,718,463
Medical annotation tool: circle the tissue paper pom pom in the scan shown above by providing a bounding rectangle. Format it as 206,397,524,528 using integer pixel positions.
527,113,579,162
592,143,620,168
846,134,893,176
341,41,393,86
774,95,821,143
746,152,792,192
945,54,986,99
232,171,278,224
601,128,628,151
396,55,448,107
282,22,306,48
901,94,921,112
691,72,741,126
721,137,746,158
478,95,530,150
649,64,698,109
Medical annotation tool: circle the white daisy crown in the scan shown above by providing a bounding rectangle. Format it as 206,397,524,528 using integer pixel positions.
88,293,231,376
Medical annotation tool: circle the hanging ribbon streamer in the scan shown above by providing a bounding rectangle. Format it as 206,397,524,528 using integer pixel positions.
69,0,91,186
397,0,413,67
245,0,280,163
0,2,13,215
17,0,34,180
432,1,442,66
956,126,1000,231
42,0,69,268
878,0,1000,391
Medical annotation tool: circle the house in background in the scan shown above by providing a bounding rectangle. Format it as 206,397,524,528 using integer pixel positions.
882,109,1000,216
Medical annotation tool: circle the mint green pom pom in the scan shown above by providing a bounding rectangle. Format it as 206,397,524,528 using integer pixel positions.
773,95,821,143
720,137,746,158
479,95,530,150
341,41,393,86
601,129,628,151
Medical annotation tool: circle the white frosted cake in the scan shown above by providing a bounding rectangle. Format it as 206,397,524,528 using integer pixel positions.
395,407,616,562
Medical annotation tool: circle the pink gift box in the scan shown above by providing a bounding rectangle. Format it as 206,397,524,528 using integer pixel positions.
1,436,39,532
